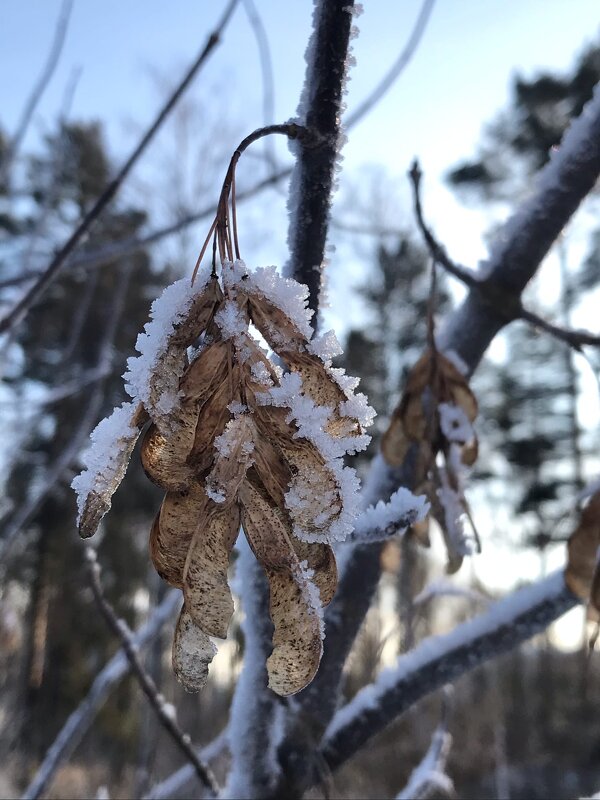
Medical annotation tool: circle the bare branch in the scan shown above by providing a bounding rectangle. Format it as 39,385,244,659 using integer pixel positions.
320,571,577,777
241,0,276,167
143,732,227,800
286,0,357,312
345,0,436,129
0,0,73,187
0,0,240,335
84,549,219,796
22,589,181,800
409,160,600,351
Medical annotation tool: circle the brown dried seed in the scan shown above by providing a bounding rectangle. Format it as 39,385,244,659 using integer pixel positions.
566,491,600,604
179,340,230,404
151,482,210,587
265,566,323,696
184,505,241,639
252,436,292,508
187,369,238,473
247,294,307,353
172,606,217,693
204,415,257,506
381,414,411,467
141,418,196,491
290,538,337,606
278,439,343,537
239,479,296,570
170,275,224,347
78,402,148,539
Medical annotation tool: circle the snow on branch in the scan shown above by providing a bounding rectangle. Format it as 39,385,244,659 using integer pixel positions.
286,0,357,310
350,487,429,543
320,571,577,775
396,689,454,800
439,80,600,369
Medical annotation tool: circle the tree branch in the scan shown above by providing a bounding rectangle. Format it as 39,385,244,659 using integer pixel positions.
0,0,239,335
345,0,436,129
320,571,577,777
22,589,181,800
409,160,600,351
286,0,356,312
84,549,219,796
0,0,73,188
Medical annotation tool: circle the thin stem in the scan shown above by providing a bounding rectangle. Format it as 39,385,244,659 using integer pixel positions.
193,123,314,279
85,549,219,796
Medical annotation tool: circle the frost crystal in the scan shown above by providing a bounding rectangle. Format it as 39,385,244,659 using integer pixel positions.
439,402,473,444
123,269,211,425
71,402,142,532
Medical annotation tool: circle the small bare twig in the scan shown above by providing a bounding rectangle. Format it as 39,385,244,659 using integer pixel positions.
84,548,219,797
346,0,436,129
409,160,600,352
241,0,277,168
0,0,240,335
22,588,181,800
0,0,74,187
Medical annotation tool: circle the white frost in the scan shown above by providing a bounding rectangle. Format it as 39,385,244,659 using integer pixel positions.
71,402,140,525
438,402,473,444
325,571,569,742
353,487,429,541
123,270,210,421
245,265,314,339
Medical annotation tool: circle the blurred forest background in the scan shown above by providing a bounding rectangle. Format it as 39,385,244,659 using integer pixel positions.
2,2,600,798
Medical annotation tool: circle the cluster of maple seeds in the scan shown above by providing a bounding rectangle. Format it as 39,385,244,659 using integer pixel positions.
382,346,480,572
74,260,373,696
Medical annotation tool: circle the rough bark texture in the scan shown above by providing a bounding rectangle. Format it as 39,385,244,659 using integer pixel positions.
287,0,355,312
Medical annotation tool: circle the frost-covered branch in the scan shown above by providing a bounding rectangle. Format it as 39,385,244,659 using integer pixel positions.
287,0,357,310
85,549,219,796
349,487,429,543
439,80,600,367
409,160,600,352
0,0,239,335
319,572,577,776
23,589,181,800
396,689,453,800
143,732,227,800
